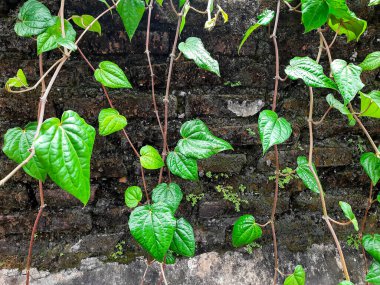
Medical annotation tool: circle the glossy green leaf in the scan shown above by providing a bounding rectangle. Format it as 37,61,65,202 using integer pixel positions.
37,17,77,55
258,110,292,154
232,215,262,247
328,12,367,43
152,183,183,213
177,119,233,159
56,37,77,51
128,202,176,262
366,261,380,285
285,57,338,89
360,91,380,119
167,149,198,181
34,111,95,205
94,61,132,89
296,156,319,194
14,0,55,37
72,15,102,35
360,152,380,185
180,3,190,34
363,234,380,262
117,0,145,41
360,52,380,71
124,186,142,208
369,0,380,6
238,9,275,54
284,265,306,285
339,201,358,231
165,250,176,265
178,37,220,76
98,108,127,136
326,94,355,125
301,0,329,32
5,69,28,90
170,218,195,257
338,281,354,285
2,122,47,181
179,0,186,7
139,145,164,170
331,59,364,105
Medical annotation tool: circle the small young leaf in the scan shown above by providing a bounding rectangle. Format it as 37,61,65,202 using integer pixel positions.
124,186,142,208
180,3,190,34
5,69,29,90
284,265,306,285
360,152,380,185
117,0,145,41
369,0,380,6
360,91,380,119
296,156,319,194
167,150,198,181
140,145,165,170
165,250,176,265
301,0,329,32
363,234,380,262
170,218,195,257
152,183,183,213
339,201,358,231
338,281,354,285
178,37,220,76
331,59,364,105
98,108,127,136
94,61,132,89
326,94,355,125
232,215,262,247
359,51,380,71
72,15,102,35
366,261,380,285
285,57,338,90
258,110,292,154
218,5,229,23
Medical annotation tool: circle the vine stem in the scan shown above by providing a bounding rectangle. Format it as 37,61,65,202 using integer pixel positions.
160,263,168,285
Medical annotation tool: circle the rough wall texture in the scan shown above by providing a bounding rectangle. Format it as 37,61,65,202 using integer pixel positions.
0,0,379,284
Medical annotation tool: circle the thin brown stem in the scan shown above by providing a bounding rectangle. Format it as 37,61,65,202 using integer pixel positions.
160,263,168,285
140,263,150,285
328,217,352,226
313,106,332,126
257,221,272,228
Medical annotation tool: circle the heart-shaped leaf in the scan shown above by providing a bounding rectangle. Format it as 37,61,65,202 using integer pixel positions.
328,12,367,43
5,69,28,91
72,14,102,35
339,201,358,231
2,122,47,181
331,59,364,105
117,0,145,41
232,215,262,247
326,94,355,125
128,202,176,262
360,91,380,119
296,156,320,193
363,234,380,263
177,119,233,159
34,110,96,205
124,186,142,208
301,0,329,32
284,265,306,285
139,145,164,170
167,149,198,181
152,183,183,213
285,57,338,90
94,61,132,89
360,152,380,185
98,108,127,136
360,51,380,71
366,261,380,285
178,37,220,76
258,110,292,154
170,218,195,257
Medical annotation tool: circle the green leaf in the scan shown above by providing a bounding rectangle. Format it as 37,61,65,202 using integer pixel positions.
124,186,142,208
98,108,127,136
72,15,102,35
258,110,292,154
179,0,186,8
363,234,380,262
326,94,355,125
238,9,275,54
5,69,28,90
285,57,338,90
34,111,96,205
296,156,319,194
167,149,198,181
117,0,145,41
37,17,77,55
360,91,380,119
94,61,132,89
360,52,380,71
232,215,262,247
331,59,364,105
14,0,55,37
56,37,77,51
180,3,190,34
366,261,380,285
339,201,358,231
128,202,176,262
301,0,329,32
284,265,306,285
2,122,47,181
152,183,183,213
165,250,176,265
177,119,233,159
139,145,164,170
369,0,380,6
328,12,367,43
170,218,195,257
178,37,220,76
360,152,380,185
338,281,354,285
218,5,229,23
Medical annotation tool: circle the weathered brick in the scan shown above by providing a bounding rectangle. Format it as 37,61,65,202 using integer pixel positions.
199,154,247,174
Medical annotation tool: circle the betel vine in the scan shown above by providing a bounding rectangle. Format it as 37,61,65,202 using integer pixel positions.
1,0,231,284
232,0,379,285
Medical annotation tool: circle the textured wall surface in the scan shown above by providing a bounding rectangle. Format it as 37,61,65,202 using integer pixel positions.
0,0,379,284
